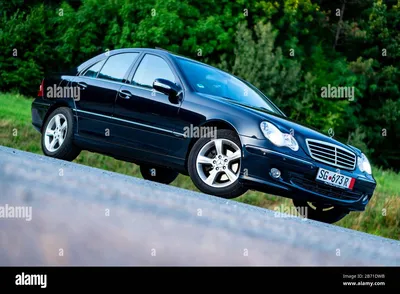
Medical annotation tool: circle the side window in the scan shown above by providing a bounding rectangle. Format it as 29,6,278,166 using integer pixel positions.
97,53,139,83
132,54,175,89
82,59,106,78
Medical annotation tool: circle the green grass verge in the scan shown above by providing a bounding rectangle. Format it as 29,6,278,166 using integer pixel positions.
1,92,399,240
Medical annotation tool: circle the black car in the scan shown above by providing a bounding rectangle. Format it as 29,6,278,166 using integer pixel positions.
32,48,376,223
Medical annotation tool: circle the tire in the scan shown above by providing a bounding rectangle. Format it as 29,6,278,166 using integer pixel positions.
140,165,179,184
292,199,349,224
188,129,247,199
41,107,81,161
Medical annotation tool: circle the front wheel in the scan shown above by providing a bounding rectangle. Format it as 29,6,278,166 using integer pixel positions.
292,199,349,224
140,165,179,184
188,129,247,199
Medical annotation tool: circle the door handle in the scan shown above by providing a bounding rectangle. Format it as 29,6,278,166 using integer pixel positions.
77,82,87,90
118,90,133,99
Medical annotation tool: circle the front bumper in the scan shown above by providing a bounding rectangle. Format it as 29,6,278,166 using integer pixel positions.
239,137,377,212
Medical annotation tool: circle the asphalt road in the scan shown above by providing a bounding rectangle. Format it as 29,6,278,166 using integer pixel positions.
0,145,399,266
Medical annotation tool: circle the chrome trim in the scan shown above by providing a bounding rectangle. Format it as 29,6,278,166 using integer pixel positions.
154,81,171,89
305,138,356,170
172,131,184,137
247,145,314,166
74,109,186,137
78,76,166,94
76,76,185,103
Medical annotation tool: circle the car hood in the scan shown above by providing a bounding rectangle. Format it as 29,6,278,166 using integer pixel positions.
201,93,361,155
240,103,361,155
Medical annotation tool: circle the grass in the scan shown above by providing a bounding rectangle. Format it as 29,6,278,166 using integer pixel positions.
1,92,399,240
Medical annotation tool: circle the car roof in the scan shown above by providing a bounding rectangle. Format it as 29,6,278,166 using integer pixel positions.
108,48,212,67
108,47,171,57
112,48,246,80
78,47,213,76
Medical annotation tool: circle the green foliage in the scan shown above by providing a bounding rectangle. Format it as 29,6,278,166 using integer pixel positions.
0,0,399,170
0,5,52,93
219,21,301,106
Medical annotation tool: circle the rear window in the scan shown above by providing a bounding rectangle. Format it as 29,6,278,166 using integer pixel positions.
82,60,106,78
97,53,139,83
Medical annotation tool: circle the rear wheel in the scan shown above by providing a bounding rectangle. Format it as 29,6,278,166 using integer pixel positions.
292,199,349,223
41,107,81,161
140,165,179,184
188,129,247,199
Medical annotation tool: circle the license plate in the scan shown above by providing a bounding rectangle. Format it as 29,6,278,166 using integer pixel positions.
316,168,355,190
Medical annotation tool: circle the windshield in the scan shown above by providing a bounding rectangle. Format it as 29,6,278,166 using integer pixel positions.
175,57,284,115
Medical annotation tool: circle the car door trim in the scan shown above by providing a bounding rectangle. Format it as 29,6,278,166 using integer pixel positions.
79,76,171,96
74,109,185,137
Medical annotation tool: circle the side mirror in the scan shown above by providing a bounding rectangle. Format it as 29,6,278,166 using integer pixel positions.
153,78,182,104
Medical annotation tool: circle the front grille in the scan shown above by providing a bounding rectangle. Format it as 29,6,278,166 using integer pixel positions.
289,172,363,201
306,139,356,170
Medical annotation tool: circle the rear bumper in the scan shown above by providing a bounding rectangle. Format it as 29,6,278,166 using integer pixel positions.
239,138,377,212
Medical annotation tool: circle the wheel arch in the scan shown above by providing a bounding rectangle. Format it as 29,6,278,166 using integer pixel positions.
184,119,242,171
41,101,75,133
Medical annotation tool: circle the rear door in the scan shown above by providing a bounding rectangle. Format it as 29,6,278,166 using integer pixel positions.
71,52,140,141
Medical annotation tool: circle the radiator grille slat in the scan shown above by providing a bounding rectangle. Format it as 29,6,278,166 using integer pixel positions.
306,139,356,170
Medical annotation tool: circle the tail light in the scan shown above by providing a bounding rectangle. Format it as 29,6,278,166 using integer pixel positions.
38,80,44,97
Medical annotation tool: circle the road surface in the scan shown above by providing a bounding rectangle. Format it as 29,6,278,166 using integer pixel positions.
0,146,399,265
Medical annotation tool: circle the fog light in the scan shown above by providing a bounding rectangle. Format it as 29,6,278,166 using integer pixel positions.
363,195,368,202
270,168,281,179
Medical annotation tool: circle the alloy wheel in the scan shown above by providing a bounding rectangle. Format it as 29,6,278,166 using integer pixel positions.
44,113,68,152
196,138,241,188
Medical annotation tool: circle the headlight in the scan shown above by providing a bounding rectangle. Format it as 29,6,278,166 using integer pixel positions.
357,153,372,174
260,121,299,151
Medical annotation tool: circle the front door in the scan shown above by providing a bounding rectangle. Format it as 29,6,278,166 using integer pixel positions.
113,53,184,158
